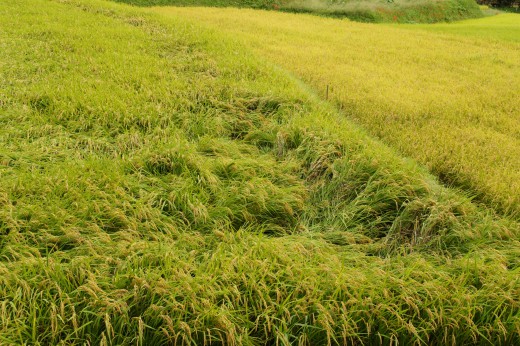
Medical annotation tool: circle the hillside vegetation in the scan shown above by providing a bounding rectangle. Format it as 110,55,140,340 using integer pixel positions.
113,0,484,22
1,0,519,344
166,7,520,218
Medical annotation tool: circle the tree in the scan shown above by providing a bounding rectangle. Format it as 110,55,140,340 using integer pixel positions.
476,0,519,7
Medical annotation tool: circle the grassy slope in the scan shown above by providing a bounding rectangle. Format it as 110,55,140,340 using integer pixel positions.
164,7,520,218
281,0,484,23
1,0,519,344
112,0,484,23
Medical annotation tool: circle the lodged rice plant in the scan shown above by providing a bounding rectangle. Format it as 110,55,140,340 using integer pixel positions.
0,0,518,344
167,6,520,218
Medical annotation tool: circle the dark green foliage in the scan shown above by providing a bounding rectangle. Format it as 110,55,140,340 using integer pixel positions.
478,0,519,8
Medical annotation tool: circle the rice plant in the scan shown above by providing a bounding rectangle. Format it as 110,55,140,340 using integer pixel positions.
0,0,518,344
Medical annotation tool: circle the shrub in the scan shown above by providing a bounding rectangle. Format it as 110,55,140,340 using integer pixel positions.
477,0,519,8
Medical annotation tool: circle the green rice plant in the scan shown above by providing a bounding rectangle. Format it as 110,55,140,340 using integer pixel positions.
0,0,518,344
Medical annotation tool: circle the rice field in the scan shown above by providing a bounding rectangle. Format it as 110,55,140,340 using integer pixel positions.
1,0,519,344
159,6,520,217
398,12,520,42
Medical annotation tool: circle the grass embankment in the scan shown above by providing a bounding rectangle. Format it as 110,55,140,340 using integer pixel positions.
1,0,519,344
113,0,484,23
165,7,520,218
